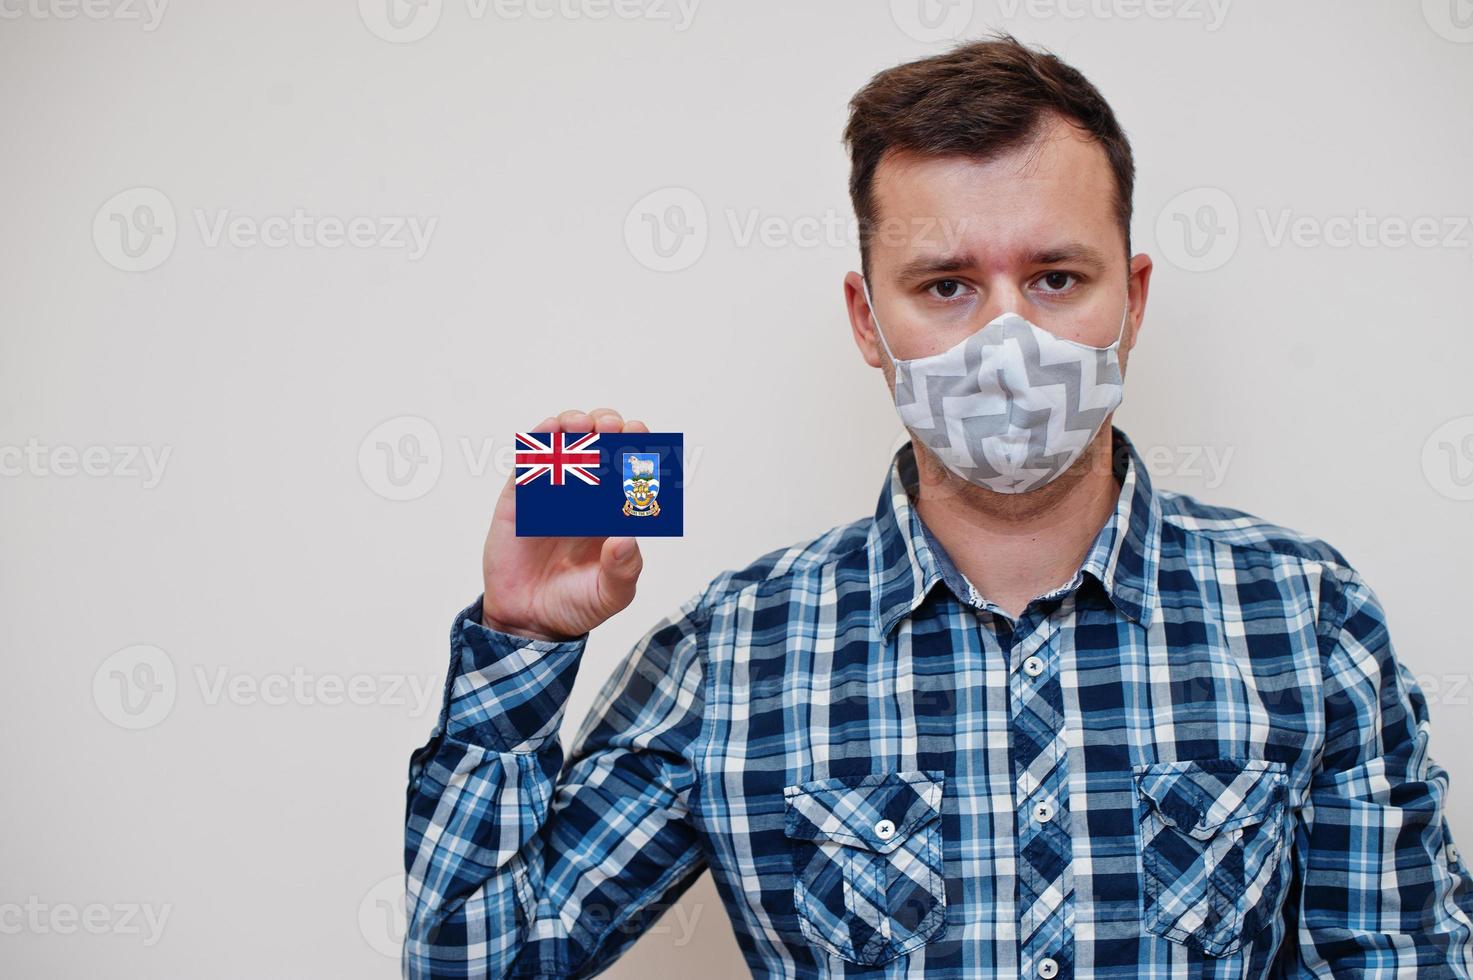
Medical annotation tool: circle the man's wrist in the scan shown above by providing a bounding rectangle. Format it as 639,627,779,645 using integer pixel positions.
480,607,585,644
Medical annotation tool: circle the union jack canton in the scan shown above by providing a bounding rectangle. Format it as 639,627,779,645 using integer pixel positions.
515,432,601,486
404,427,1473,978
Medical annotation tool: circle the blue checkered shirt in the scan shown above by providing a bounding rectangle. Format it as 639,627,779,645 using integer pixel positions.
404,428,1473,978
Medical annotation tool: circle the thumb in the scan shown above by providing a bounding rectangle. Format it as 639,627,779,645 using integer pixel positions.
596,536,643,612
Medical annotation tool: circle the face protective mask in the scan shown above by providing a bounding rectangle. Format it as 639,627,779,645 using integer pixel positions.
863,278,1128,494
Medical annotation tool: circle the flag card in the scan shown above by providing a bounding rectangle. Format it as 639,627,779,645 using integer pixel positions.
514,431,684,537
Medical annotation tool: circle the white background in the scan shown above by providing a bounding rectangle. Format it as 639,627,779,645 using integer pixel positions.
3,1,1472,975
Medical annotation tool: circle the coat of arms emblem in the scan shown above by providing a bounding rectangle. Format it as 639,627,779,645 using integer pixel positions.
622,453,661,518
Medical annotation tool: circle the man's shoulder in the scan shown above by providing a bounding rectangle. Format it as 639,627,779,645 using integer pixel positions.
1154,489,1389,638
1155,487,1356,574
693,513,875,615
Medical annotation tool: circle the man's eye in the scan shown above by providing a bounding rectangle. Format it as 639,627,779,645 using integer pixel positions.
1038,272,1076,292
929,279,964,299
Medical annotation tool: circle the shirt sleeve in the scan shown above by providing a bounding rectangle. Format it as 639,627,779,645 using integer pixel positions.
1277,567,1473,976
403,590,712,979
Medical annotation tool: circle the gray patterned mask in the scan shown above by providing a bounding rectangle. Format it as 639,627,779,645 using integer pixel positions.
863,278,1128,494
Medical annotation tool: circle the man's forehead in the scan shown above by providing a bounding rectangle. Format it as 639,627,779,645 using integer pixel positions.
874,148,1111,216
867,127,1120,268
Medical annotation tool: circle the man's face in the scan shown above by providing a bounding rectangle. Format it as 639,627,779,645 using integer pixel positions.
846,113,1152,387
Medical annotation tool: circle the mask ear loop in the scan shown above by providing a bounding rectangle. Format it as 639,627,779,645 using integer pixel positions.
1038,294,1133,354
1106,295,1132,355
861,277,902,365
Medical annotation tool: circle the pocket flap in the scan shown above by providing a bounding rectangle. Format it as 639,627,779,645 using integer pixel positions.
784,769,944,854
1135,759,1286,840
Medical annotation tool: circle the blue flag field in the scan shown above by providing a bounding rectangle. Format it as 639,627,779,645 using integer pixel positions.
514,431,684,537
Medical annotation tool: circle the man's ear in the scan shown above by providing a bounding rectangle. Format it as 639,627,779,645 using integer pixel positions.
1123,252,1154,357
844,271,887,370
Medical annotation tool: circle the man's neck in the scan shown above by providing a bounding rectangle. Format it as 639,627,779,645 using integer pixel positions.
912,426,1123,620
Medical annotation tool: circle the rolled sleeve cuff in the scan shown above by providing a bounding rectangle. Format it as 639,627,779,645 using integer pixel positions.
441,596,589,753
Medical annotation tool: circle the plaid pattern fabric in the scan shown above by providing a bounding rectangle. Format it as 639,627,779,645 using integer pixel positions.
404,427,1473,978
1010,580,1075,978
1134,759,1291,958
784,770,948,964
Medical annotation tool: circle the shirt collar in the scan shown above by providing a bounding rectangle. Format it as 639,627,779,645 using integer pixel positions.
868,426,1162,638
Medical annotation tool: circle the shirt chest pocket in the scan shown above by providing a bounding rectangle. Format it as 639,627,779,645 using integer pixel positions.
1135,758,1291,958
783,770,948,966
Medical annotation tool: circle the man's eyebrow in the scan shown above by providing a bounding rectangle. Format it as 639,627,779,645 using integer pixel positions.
891,242,1111,283
894,253,977,282
1027,242,1110,269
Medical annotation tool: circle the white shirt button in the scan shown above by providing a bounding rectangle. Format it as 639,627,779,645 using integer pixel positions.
1449,842,1461,864
1037,956,1059,978
1023,655,1044,677
1033,801,1054,824
874,819,896,841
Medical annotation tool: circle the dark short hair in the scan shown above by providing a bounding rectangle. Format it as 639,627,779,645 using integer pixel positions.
843,34,1135,277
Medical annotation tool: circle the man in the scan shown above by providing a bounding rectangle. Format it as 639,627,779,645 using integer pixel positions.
403,36,1473,978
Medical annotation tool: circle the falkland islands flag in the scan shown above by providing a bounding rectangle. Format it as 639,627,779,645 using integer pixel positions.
514,431,684,537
